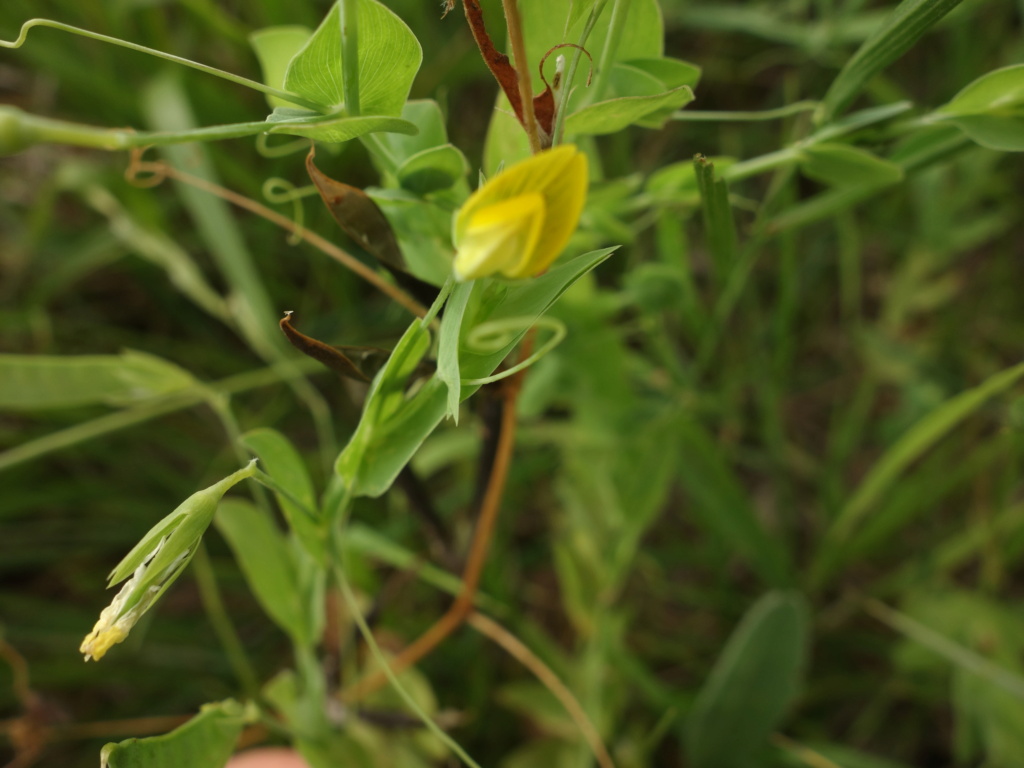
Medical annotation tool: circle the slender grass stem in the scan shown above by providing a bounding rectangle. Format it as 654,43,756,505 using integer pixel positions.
192,544,260,698
672,101,820,122
553,1,606,145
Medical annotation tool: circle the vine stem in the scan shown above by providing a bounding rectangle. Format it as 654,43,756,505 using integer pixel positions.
467,612,616,768
502,0,542,153
0,19,325,113
342,336,534,701
128,155,429,318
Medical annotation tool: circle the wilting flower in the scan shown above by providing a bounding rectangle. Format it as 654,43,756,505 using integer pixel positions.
453,145,588,281
81,461,257,661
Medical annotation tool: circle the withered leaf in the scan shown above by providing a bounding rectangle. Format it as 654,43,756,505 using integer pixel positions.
280,312,391,383
306,148,441,307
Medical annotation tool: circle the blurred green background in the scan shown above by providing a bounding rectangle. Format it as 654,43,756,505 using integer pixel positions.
2,0,1024,766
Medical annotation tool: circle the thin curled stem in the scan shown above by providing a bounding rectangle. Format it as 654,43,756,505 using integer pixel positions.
126,150,429,318
0,19,325,112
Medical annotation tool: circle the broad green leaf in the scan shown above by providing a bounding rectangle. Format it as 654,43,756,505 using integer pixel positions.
215,499,310,644
368,190,454,286
283,0,421,116
101,699,253,768
934,65,1024,151
565,86,694,135
565,0,600,31
376,100,450,161
939,64,1024,115
939,114,1024,152
0,351,194,410
799,143,904,187
623,57,702,127
625,57,702,90
250,26,312,108
814,360,1024,584
483,93,531,175
608,63,667,99
396,144,469,195
239,427,324,562
438,280,475,422
817,0,964,123
521,0,663,97
266,109,418,143
685,592,809,768
335,320,434,495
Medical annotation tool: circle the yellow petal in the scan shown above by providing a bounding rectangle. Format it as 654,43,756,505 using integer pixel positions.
453,193,546,281
454,145,588,279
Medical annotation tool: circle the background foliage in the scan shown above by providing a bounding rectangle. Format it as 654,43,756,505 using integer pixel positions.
2,0,1024,766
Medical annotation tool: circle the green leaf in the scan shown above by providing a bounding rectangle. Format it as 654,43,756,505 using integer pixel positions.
368,190,454,286
335,320,434,495
266,109,418,143
626,57,702,90
799,143,904,188
935,65,1024,152
814,360,1024,584
565,85,694,135
483,93,532,175
396,144,469,195
0,351,194,411
460,248,618,384
283,0,421,116
239,428,324,562
685,592,809,768
376,100,450,161
250,26,313,108
817,0,964,124
215,499,311,645
939,64,1024,115
438,280,475,422
339,249,615,498
938,114,1024,152
101,699,253,768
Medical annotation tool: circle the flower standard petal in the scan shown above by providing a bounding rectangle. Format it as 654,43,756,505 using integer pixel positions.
453,145,588,280
453,193,546,281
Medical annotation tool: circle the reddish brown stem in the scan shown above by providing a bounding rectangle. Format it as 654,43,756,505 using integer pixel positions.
343,339,532,701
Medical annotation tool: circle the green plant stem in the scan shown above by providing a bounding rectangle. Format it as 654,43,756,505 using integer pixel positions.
191,543,260,698
0,19,325,112
1,107,294,152
722,147,801,182
589,0,632,103
553,1,607,145
341,0,361,115
672,101,820,122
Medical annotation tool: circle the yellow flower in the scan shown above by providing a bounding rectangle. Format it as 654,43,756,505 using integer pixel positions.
453,145,588,281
